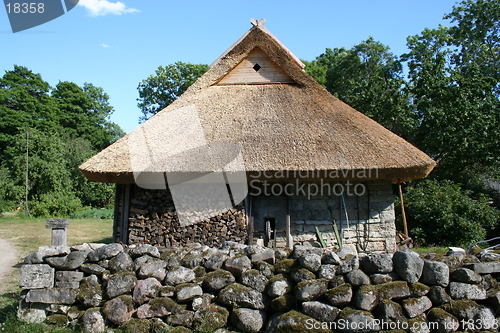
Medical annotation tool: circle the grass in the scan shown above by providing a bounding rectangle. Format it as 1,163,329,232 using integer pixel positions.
0,213,113,331
412,245,449,255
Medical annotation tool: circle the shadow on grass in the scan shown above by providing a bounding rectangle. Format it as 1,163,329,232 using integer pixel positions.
0,291,19,323
94,236,113,244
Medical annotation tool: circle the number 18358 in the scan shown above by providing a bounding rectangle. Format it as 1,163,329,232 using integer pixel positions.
5,2,45,14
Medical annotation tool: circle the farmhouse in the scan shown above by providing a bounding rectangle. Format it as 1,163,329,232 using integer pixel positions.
80,21,435,252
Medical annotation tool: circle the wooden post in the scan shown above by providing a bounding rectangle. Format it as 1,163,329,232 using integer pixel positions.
398,183,409,238
46,219,69,246
285,195,292,250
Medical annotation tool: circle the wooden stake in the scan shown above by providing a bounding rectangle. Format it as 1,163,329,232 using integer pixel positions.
399,183,408,238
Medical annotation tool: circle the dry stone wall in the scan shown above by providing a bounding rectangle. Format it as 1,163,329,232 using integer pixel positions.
18,242,500,333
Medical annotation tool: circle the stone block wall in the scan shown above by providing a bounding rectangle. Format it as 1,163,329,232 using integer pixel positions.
18,242,500,332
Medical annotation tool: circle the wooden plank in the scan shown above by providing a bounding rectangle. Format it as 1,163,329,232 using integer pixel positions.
113,184,122,243
120,184,131,244
218,48,295,85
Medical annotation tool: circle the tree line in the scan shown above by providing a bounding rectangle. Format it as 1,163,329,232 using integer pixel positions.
0,65,124,216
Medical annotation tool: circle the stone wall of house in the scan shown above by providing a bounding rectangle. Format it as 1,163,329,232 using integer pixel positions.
252,180,397,253
18,242,500,332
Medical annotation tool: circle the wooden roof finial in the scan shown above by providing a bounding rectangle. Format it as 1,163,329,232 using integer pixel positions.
250,18,266,27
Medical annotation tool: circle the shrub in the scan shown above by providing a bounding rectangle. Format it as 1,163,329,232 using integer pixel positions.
400,179,499,247
29,192,82,217
70,208,114,219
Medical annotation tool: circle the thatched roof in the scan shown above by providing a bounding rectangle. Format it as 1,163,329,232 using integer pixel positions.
80,24,435,184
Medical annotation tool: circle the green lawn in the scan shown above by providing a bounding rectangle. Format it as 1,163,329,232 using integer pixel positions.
0,215,113,330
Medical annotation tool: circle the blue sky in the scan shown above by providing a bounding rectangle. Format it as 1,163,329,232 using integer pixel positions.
1,0,459,134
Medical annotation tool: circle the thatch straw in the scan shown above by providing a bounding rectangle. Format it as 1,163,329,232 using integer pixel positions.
80,26,435,184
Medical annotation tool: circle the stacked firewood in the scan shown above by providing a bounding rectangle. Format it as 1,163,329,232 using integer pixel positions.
128,187,247,247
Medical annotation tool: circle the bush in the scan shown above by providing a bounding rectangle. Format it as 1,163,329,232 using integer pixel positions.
29,192,82,217
400,179,499,247
70,208,114,219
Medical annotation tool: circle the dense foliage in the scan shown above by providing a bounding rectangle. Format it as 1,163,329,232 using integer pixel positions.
400,180,499,246
0,65,124,216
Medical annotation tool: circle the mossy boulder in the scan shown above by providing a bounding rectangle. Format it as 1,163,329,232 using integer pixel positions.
275,259,298,274
267,310,333,333
271,294,296,312
324,283,352,306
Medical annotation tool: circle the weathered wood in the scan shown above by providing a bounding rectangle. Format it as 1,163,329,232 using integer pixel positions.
218,48,294,85
46,219,69,246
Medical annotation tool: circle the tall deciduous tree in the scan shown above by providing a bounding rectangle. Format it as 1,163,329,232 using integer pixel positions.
403,0,500,180
137,62,209,122
305,38,416,139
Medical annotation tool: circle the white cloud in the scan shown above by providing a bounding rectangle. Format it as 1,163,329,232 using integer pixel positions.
100,43,110,48
79,0,139,17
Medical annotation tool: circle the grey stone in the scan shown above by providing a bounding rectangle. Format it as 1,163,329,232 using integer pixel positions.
466,261,500,274
137,257,167,281
442,299,481,321
322,251,342,265
275,259,298,274
80,263,106,275
37,245,71,257
128,244,160,258
87,243,124,262
292,245,323,258
181,251,204,268
17,302,46,324
448,282,486,300
203,269,236,291
266,310,330,333
106,272,137,298
427,308,459,333
167,309,194,327
55,281,79,289
295,279,328,301
324,283,352,306
302,301,339,323
298,253,322,272
392,249,424,283
345,269,370,286
192,293,214,311
222,240,247,251
402,296,432,318
82,308,105,333
224,255,252,275
377,281,411,300
361,253,393,274
250,248,275,264
488,291,500,312
421,260,449,287
428,286,452,305
450,267,482,283
336,307,380,332
204,253,228,271
218,283,265,309
370,273,397,285
337,245,357,259
136,303,170,319
45,251,89,270
289,267,315,283
19,264,54,289
25,288,77,304
337,255,359,274
409,282,431,297
164,266,195,285
102,295,134,326
231,308,266,333
176,283,203,302
474,306,496,330
71,243,92,252
255,261,274,279
108,252,134,273
23,252,45,264
77,275,102,307
317,265,336,280
55,271,84,282
354,285,378,311
133,277,162,305
267,274,294,297
241,269,268,292
374,299,406,324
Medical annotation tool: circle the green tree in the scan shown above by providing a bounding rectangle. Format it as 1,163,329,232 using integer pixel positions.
137,62,209,122
402,0,500,181
305,39,416,139
0,66,59,161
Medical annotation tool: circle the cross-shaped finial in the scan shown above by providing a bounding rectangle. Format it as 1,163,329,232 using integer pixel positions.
250,18,266,27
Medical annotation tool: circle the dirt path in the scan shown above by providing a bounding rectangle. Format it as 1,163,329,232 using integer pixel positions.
0,238,18,286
